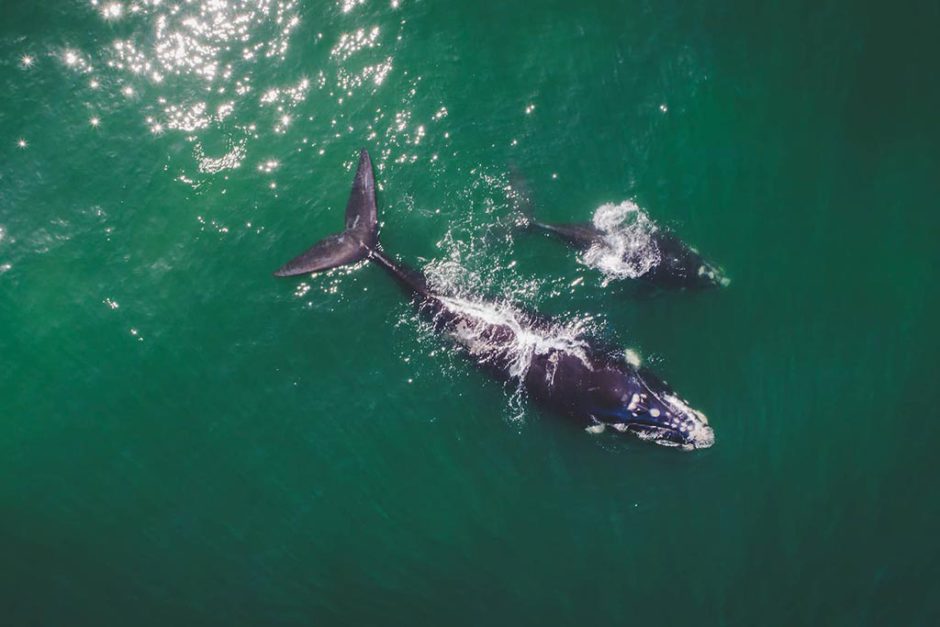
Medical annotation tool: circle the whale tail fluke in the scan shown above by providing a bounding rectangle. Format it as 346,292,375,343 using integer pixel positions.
273,149,379,277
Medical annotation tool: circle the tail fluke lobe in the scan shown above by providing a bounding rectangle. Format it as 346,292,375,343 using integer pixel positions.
273,149,379,277
344,149,378,248
273,232,367,276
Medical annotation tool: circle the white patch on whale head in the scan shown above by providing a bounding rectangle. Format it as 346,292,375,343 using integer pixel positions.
581,200,661,280
659,393,714,450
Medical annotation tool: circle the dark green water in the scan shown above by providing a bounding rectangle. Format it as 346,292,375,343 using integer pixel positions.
2,1,939,624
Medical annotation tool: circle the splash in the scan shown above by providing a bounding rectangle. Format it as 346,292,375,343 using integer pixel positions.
417,252,596,391
581,200,661,280
433,295,593,382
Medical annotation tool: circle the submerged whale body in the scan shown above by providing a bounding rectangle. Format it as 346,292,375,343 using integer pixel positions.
275,150,715,450
508,170,728,289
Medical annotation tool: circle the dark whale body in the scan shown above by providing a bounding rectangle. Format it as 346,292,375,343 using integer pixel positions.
508,170,727,290
275,150,714,450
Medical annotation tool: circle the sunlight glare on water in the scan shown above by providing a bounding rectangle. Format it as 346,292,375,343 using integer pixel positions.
52,0,448,194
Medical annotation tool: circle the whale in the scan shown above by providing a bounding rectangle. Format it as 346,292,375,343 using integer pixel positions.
507,169,728,290
274,150,715,450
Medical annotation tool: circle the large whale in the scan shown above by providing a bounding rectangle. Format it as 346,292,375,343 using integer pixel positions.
508,170,728,290
275,150,715,450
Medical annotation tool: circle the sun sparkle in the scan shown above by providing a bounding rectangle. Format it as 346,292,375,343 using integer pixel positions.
101,2,123,20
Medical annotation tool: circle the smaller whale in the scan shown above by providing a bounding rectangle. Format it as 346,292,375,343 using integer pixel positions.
507,169,728,290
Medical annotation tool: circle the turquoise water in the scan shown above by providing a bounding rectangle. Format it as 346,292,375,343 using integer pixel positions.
2,1,939,624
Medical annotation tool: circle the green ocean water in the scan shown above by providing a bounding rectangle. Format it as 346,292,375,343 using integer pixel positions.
2,0,939,624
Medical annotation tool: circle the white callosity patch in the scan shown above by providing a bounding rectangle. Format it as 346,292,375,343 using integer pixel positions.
632,427,682,448
663,393,708,425
699,262,732,287
685,421,715,449
581,200,661,279
627,393,640,411
661,393,714,450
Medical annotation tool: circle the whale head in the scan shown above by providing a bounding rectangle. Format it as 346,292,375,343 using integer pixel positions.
649,233,730,289
587,364,715,451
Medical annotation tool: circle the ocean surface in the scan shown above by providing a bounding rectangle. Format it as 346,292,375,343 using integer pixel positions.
2,1,939,625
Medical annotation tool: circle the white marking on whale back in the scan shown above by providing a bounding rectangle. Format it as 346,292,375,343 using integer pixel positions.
434,294,593,383
581,200,661,280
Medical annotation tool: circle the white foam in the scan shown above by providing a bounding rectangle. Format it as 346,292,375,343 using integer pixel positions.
581,201,661,279
433,295,593,384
